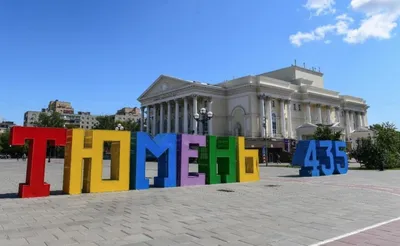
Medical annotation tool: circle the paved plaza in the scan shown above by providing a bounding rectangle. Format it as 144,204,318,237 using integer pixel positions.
0,159,400,246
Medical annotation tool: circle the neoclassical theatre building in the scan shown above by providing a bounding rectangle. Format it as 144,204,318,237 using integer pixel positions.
138,65,370,161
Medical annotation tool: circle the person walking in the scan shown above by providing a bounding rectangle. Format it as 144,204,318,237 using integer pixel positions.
22,153,26,161
276,153,281,164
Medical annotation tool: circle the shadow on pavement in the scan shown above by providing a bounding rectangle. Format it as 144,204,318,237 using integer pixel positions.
0,190,65,199
278,175,302,178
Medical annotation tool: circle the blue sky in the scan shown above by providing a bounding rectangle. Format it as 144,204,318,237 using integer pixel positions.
1,0,399,126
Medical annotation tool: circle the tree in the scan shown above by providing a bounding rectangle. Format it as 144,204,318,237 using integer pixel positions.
117,119,140,132
93,115,116,130
312,125,342,140
0,129,27,156
350,122,400,169
34,111,65,127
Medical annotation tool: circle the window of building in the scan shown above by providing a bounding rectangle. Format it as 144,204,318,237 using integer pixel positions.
293,104,297,110
298,104,301,111
272,100,275,107
272,113,277,135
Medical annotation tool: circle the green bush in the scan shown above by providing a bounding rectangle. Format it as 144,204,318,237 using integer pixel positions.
350,122,400,169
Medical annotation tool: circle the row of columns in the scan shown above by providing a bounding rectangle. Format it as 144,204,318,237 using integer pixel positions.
305,104,340,125
140,95,213,135
259,95,292,138
344,109,367,137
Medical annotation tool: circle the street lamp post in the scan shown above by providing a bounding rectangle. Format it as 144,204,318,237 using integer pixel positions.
115,123,124,131
193,108,213,135
262,117,269,166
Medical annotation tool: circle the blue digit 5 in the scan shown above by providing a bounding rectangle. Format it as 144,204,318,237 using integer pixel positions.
318,141,334,176
332,141,348,175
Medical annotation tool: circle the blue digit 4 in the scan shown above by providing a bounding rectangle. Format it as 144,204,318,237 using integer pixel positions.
299,140,320,177
332,141,348,175
318,141,334,176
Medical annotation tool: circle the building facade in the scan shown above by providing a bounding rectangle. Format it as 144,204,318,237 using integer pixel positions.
24,103,141,129
0,121,16,134
138,65,370,160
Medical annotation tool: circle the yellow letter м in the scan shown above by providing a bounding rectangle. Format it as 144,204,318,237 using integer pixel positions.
63,129,131,195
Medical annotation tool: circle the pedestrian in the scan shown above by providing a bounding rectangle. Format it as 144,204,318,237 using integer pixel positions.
276,153,281,164
22,153,26,161
16,154,19,161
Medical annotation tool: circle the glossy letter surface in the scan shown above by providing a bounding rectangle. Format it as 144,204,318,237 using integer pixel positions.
198,136,237,184
130,132,177,190
236,137,260,182
317,141,334,176
177,134,206,186
9,126,67,198
63,129,130,195
333,141,349,174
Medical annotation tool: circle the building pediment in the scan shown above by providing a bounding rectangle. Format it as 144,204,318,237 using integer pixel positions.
137,75,193,101
296,123,318,129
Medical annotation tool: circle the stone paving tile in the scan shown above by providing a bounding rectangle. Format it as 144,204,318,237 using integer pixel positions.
0,160,400,245
324,219,400,246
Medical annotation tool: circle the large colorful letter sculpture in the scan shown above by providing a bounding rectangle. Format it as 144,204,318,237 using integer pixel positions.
198,136,237,184
236,137,260,182
9,126,67,198
177,134,206,186
130,132,177,190
8,127,261,198
292,140,348,177
63,129,131,195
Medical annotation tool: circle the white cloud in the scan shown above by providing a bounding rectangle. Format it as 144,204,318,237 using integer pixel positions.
324,40,332,44
344,0,400,43
289,14,353,46
304,0,336,16
291,0,400,46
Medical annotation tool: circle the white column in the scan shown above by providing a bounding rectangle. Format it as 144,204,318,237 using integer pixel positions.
327,106,331,125
316,104,322,124
306,103,311,123
159,103,164,133
335,107,340,123
140,106,145,131
287,100,292,138
259,95,266,138
174,99,179,133
280,99,286,138
208,98,213,135
183,97,188,133
146,106,151,133
345,110,351,140
166,101,171,133
152,105,157,136
350,111,355,131
192,95,198,134
357,112,362,128
266,97,273,137
364,112,369,127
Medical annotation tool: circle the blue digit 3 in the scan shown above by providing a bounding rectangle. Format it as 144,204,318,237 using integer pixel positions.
333,141,348,175
299,140,320,177
317,141,334,176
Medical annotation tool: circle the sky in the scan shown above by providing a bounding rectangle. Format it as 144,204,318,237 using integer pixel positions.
1,0,400,126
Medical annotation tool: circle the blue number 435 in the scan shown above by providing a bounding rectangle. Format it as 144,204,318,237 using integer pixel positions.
296,140,348,177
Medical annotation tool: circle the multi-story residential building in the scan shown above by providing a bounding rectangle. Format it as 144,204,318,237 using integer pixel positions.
24,102,141,129
48,100,74,114
114,107,141,122
0,121,16,134
137,64,371,160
